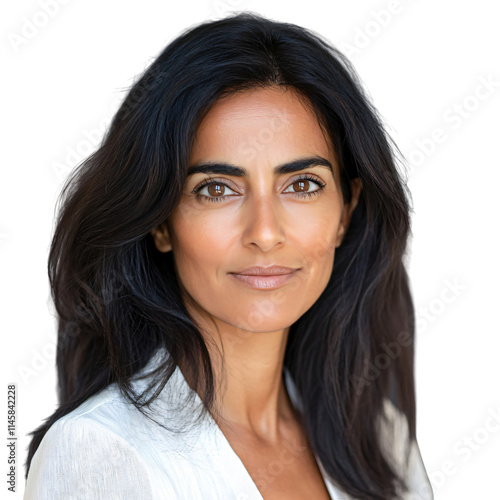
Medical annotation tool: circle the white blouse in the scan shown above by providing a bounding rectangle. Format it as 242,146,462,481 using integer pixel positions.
24,348,433,499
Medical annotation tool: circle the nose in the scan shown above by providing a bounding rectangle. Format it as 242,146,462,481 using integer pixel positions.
241,192,286,252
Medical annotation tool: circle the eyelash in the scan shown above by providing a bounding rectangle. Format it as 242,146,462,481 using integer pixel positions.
192,175,327,203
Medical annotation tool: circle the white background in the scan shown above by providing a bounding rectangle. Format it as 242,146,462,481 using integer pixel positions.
2,0,499,498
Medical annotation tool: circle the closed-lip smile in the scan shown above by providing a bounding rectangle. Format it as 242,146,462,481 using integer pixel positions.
230,265,299,276
229,266,300,290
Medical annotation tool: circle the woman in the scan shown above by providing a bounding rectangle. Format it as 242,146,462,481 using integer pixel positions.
24,12,433,500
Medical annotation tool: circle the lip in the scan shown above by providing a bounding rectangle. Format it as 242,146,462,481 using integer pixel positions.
230,265,299,276
229,266,300,290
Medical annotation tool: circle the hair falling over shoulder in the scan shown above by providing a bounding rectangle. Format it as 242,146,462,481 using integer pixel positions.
26,12,416,500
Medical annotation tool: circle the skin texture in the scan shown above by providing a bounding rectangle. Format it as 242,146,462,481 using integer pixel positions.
150,85,362,446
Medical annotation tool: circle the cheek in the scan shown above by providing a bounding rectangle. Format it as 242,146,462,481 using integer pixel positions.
289,204,341,271
169,210,231,281
289,213,340,301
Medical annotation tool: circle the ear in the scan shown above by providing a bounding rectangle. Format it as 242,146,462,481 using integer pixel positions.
150,221,172,253
335,178,362,248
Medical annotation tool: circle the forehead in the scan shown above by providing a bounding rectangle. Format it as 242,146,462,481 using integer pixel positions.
190,86,336,166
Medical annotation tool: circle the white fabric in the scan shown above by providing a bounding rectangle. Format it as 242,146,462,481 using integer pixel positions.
24,348,433,499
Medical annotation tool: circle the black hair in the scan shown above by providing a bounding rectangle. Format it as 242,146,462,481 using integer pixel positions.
25,12,416,500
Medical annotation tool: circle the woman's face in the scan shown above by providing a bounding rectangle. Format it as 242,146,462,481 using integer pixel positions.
151,86,361,333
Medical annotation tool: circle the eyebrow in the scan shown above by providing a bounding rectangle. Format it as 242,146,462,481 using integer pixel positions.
186,155,334,178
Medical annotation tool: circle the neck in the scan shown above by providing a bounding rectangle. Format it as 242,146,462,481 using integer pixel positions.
178,308,296,443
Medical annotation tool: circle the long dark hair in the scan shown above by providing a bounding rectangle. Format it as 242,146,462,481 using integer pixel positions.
25,12,416,499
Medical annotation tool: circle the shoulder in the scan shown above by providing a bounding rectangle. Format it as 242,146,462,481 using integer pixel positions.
24,364,213,500
24,386,155,500
378,398,434,500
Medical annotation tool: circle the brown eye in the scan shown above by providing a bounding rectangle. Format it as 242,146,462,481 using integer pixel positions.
283,176,325,197
293,179,310,192
193,180,238,202
208,183,225,197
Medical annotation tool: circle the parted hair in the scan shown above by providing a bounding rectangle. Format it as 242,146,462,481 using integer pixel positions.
26,12,416,500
